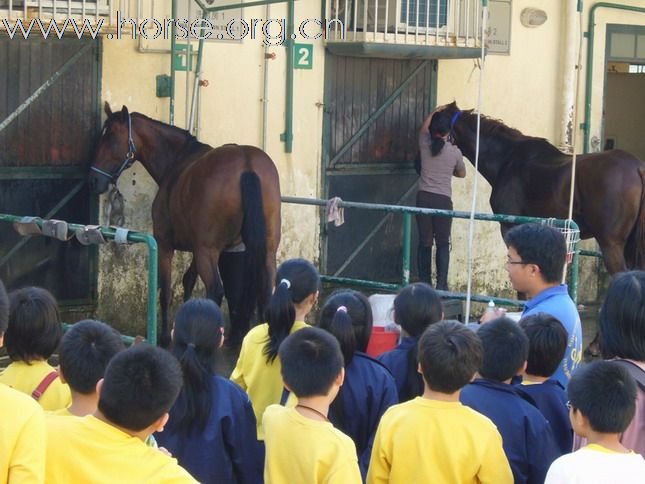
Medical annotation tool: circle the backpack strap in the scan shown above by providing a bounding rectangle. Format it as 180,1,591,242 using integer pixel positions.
613,359,645,391
32,371,59,401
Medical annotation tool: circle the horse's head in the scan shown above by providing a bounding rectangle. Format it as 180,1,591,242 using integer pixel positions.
439,101,477,159
88,103,137,194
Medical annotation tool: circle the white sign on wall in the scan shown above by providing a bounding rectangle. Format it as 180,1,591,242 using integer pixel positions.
487,0,512,55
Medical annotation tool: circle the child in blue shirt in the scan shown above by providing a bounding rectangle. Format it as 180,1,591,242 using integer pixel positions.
156,299,262,484
318,290,398,479
517,312,572,455
461,317,559,484
377,283,442,401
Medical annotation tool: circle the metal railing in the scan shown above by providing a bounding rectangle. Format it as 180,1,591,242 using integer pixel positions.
325,0,483,47
0,0,136,26
0,213,158,344
282,196,581,308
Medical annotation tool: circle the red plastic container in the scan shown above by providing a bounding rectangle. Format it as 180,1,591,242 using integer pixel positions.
366,327,399,357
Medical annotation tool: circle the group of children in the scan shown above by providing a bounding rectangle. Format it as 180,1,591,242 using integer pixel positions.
1,259,644,484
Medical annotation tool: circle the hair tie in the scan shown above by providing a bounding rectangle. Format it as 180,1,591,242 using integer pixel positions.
280,278,291,289
336,306,348,313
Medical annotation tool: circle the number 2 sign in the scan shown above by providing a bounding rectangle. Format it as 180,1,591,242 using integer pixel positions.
294,43,313,70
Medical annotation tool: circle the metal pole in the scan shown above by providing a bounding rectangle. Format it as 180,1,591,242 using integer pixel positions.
170,0,177,125
402,213,411,286
0,214,159,344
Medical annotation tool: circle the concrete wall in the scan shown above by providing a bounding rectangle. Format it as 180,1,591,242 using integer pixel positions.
93,0,645,334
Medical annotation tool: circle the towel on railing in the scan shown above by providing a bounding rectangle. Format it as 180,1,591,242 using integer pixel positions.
326,197,345,227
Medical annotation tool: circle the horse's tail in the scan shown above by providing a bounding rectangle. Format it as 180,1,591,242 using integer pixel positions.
625,166,645,269
240,170,269,330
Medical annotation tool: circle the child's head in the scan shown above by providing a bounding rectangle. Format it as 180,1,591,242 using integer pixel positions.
519,313,567,378
0,279,8,343
279,327,344,399
567,361,637,436
477,317,529,382
5,286,61,362
318,289,373,366
59,320,125,394
599,270,645,361
264,258,320,363
169,298,224,433
393,283,443,337
393,283,443,401
98,344,183,433
419,321,483,394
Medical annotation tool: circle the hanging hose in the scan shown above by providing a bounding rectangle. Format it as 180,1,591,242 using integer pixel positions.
464,1,489,324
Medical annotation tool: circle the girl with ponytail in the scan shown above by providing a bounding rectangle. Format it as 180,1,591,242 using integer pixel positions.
416,108,466,290
231,258,320,440
157,298,262,484
377,283,443,402
318,290,398,480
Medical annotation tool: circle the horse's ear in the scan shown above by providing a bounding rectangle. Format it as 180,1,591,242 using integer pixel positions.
104,101,112,117
448,100,458,109
120,105,129,120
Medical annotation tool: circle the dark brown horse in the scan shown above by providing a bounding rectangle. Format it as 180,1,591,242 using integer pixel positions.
442,102,645,274
88,104,281,346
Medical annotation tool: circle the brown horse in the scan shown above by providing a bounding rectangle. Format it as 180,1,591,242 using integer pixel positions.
88,104,281,346
441,102,645,274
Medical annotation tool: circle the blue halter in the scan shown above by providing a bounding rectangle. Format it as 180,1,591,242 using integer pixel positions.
450,110,462,130
90,112,137,183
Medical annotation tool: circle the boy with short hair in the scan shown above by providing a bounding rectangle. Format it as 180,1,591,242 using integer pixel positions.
368,321,512,484
545,361,645,483
517,313,573,454
0,278,47,483
263,327,362,484
460,317,560,484
53,319,125,417
45,345,197,483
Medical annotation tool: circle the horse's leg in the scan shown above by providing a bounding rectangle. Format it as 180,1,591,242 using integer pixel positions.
219,251,247,346
597,239,628,275
158,247,174,348
182,257,198,301
194,247,225,306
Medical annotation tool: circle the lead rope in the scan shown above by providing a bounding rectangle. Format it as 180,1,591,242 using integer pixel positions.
563,2,585,283
464,1,488,325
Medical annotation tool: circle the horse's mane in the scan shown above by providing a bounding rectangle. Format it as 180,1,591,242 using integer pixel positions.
464,110,563,159
131,112,198,144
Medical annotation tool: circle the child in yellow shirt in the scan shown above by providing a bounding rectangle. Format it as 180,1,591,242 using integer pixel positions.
368,321,513,484
45,344,197,483
0,278,46,484
231,258,320,439
263,327,362,484
51,319,125,417
0,287,71,411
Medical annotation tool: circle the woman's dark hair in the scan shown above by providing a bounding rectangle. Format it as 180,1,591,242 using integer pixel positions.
5,287,61,362
393,283,443,401
599,271,645,361
429,110,451,156
318,290,373,433
264,259,320,364
167,298,224,435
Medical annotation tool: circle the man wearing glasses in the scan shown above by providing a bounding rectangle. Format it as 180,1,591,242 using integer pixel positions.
503,223,582,388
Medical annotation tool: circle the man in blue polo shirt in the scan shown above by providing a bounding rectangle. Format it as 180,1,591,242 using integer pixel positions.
504,223,582,387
